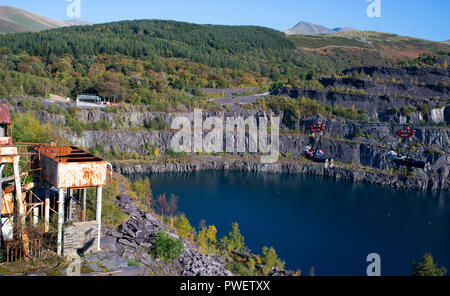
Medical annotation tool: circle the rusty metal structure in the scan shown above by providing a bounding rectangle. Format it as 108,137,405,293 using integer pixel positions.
0,104,111,262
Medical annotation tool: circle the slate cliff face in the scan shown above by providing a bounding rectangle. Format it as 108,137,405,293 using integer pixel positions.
63,119,449,190
272,66,450,123
273,87,449,122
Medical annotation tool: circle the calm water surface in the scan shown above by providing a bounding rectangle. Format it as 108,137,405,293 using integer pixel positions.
138,171,450,276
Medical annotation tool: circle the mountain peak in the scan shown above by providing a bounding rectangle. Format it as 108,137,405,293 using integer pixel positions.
0,5,91,34
284,21,356,35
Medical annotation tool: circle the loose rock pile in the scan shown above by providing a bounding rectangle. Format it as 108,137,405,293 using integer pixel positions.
97,187,233,276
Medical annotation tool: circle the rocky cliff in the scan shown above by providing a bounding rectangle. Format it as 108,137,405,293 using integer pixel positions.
272,66,450,123
57,110,449,191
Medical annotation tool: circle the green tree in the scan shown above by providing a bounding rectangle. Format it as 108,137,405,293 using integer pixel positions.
196,227,208,254
412,254,447,276
0,84,8,97
196,225,217,254
220,222,245,252
261,246,285,274
174,214,195,240
12,111,53,143
132,177,152,211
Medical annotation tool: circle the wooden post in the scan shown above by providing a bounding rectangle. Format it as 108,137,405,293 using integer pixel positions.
13,156,29,259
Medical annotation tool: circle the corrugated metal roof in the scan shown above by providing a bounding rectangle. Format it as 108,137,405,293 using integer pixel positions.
0,104,11,125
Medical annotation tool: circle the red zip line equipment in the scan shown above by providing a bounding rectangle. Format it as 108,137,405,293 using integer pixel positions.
388,126,430,170
304,120,333,167
396,126,415,139
309,121,325,135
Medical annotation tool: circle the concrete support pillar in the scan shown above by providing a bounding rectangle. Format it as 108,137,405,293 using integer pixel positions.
13,156,29,258
82,189,87,222
96,187,103,251
44,184,50,233
57,188,65,256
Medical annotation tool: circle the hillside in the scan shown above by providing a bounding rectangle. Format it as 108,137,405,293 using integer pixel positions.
290,31,450,60
0,19,448,74
0,19,448,106
0,6,91,33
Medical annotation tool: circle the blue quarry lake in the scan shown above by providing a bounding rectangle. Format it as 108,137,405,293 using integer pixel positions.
142,171,450,276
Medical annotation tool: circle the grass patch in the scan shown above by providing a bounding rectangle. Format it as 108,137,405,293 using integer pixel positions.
151,231,184,262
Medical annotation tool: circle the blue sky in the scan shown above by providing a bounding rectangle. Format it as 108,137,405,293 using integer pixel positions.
3,0,449,41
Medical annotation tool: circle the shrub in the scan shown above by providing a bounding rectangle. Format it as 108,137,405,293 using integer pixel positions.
165,148,185,157
127,259,141,267
152,231,184,262
417,104,429,115
144,117,169,131
261,246,285,274
401,105,417,117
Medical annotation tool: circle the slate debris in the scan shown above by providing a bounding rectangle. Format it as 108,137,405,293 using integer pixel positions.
83,189,233,276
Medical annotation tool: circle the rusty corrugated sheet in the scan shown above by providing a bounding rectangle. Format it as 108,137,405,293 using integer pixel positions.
0,104,11,125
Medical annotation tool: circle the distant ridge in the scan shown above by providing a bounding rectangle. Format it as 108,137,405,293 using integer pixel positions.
333,27,356,33
63,19,93,26
284,21,357,35
0,6,92,33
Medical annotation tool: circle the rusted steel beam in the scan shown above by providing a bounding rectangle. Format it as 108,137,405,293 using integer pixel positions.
15,142,51,146
1,172,30,184
55,157,99,163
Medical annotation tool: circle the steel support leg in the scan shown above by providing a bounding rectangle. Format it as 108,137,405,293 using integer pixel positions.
13,156,29,258
57,189,65,255
96,187,103,251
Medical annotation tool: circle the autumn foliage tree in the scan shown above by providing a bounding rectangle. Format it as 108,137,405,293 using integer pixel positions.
174,214,195,240
220,222,245,253
412,253,447,276
196,225,218,254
